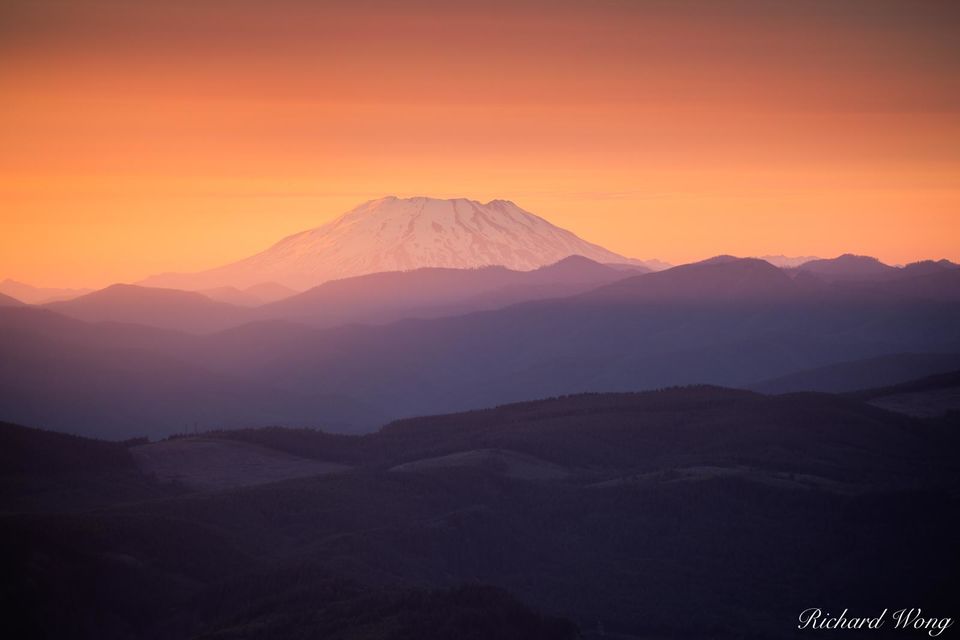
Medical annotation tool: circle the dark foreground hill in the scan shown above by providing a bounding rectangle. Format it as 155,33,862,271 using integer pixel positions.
848,369,960,418
1,386,957,639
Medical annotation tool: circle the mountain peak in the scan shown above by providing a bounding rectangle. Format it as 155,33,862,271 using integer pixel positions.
141,197,646,290
756,255,821,268
586,256,795,302
794,254,895,281
696,254,742,266
356,195,522,215
835,253,886,263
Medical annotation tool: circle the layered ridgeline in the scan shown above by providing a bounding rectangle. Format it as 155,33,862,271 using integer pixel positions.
141,196,654,290
4,257,960,438
41,256,644,334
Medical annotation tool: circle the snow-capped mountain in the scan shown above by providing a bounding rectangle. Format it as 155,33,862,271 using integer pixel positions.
141,196,653,290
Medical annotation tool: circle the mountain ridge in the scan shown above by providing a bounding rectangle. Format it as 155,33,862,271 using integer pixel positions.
0,279,92,304
0,292,24,307
261,255,638,327
44,283,257,334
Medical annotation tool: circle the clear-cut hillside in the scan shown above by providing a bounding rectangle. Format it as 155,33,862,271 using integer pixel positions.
140,196,644,290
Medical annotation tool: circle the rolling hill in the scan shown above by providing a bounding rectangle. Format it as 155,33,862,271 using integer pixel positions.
849,369,960,417
2,387,956,639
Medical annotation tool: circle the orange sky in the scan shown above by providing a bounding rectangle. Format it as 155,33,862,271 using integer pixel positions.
1,0,959,288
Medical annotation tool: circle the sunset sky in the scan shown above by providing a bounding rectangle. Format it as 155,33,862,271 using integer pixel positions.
2,0,959,288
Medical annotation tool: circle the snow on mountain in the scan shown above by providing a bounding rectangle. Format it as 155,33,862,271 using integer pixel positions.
141,196,649,290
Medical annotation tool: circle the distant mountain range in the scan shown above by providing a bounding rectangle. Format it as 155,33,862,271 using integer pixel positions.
258,255,646,329
41,256,645,334
1,193,958,438
23,253,960,336
139,196,662,290
3,256,960,438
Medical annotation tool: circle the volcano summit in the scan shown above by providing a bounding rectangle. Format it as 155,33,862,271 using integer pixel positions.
141,197,651,290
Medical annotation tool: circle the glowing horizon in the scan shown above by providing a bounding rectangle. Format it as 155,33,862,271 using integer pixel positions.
2,0,959,288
